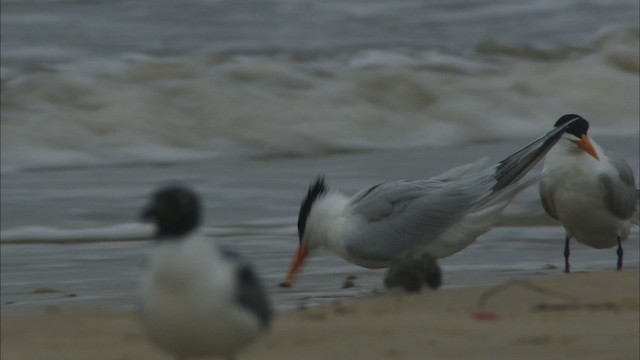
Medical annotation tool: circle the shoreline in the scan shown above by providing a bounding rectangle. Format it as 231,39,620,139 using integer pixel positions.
2,269,638,360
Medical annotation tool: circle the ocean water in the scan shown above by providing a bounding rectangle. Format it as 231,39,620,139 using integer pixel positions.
1,0,639,312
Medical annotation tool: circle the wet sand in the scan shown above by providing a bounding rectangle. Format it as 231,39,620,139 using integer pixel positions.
2,269,638,360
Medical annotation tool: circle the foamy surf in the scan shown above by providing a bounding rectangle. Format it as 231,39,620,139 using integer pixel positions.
0,219,296,244
2,25,638,172
0,224,153,244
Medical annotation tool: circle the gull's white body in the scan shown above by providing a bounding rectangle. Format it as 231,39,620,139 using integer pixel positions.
140,231,262,359
540,138,636,249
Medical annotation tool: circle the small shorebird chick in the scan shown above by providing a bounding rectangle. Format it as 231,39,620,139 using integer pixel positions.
139,186,271,360
384,248,442,293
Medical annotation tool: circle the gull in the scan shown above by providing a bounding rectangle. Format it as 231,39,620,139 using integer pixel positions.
139,186,271,360
282,119,578,287
539,114,638,273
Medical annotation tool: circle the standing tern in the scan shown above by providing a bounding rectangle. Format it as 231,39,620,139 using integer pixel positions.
539,114,638,273
139,186,271,360
282,119,579,287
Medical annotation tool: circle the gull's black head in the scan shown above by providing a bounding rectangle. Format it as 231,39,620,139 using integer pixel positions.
554,114,589,139
297,175,328,243
141,186,201,239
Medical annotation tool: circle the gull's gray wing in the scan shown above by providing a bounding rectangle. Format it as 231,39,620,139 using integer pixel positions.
219,245,272,330
599,156,636,220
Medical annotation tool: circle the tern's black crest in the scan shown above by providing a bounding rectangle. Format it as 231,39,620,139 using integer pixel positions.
141,186,201,238
555,114,589,139
297,175,328,243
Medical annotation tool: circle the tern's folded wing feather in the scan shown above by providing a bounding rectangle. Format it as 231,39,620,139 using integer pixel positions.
538,179,559,220
600,157,636,220
340,122,574,263
429,157,489,182
345,178,490,262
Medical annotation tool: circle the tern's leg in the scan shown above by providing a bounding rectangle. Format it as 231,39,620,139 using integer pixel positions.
616,237,623,271
563,236,571,273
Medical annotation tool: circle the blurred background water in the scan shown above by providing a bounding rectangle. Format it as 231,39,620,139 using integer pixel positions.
1,0,638,312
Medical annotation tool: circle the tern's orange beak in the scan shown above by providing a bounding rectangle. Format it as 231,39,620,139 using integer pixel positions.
281,243,309,288
571,135,599,160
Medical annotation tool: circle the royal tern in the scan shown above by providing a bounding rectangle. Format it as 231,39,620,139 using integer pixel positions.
282,120,578,287
539,114,638,273
139,186,271,360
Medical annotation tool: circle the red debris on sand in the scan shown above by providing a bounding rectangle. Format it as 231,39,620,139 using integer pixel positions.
472,311,499,321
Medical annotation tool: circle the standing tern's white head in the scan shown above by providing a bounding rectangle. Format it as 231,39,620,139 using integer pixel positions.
282,120,579,287
139,186,271,360
539,114,638,273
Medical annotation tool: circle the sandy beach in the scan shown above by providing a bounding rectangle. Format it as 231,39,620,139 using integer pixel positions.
2,269,638,360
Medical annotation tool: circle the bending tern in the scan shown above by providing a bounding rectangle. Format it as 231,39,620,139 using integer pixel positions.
539,114,638,273
139,186,271,360
282,119,579,287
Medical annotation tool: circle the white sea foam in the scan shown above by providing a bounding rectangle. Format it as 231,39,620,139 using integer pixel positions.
0,218,297,244
0,224,153,243
1,26,637,172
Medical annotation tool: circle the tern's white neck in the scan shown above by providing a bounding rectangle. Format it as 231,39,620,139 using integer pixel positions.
303,192,351,253
543,136,605,174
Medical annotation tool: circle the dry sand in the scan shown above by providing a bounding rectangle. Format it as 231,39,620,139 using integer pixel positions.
2,270,638,360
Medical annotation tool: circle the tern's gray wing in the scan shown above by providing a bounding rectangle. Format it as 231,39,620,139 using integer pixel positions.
344,121,574,263
346,177,492,262
538,179,559,220
348,156,490,214
219,245,272,329
429,157,489,182
599,156,636,220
